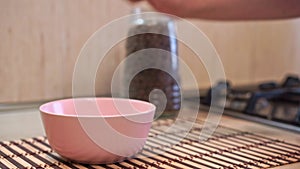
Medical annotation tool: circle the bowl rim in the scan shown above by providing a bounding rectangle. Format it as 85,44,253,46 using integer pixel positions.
39,97,156,118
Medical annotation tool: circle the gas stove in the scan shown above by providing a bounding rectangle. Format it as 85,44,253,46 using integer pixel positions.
186,75,300,132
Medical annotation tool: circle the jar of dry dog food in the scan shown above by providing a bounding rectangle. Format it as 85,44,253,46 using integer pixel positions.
124,8,181,118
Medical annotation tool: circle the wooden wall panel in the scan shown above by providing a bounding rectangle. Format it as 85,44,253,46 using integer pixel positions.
1,0,300,103
182,19,300,88
0,0,131,103
251,19,300,82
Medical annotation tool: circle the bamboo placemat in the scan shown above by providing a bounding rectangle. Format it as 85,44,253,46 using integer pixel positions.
0,119,299,169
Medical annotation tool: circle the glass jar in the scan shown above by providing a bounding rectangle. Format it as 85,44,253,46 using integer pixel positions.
124,8,181,118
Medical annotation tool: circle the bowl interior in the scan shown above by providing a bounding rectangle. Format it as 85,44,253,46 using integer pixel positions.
40,98,155,117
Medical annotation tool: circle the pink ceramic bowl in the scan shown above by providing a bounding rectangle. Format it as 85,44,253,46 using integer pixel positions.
40,97,155,164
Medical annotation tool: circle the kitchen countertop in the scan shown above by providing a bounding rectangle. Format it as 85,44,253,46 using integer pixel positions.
0,107,299,168
0,108,44,141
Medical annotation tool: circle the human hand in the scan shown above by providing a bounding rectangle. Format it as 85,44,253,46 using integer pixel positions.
127,0,300,20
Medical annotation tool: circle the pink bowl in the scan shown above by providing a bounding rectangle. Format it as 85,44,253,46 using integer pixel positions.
40,97,155,164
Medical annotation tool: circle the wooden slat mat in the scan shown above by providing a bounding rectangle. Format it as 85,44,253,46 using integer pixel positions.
0,119,299,169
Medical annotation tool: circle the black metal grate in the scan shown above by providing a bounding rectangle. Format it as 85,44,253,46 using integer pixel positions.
0,119,299,169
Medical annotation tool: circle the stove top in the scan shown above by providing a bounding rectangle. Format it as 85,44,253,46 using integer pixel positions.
186,75,300,132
